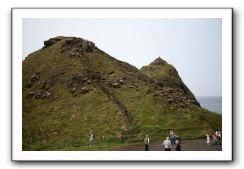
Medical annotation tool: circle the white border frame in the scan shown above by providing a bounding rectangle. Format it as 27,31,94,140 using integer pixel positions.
12,8,232,161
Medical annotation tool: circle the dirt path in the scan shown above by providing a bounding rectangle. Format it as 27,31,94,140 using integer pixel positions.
113,139,222,151
97,82,134,123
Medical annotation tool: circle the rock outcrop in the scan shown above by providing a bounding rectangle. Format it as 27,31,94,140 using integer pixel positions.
140,57,200,107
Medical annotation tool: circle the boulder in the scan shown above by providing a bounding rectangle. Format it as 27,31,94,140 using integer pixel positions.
34,93,41,99
41,81,50,90
167,98,174,104
70,87,77,93
30,73,40,83
60,48,65,53
116,132,123,139
112,82,120,88
118,79,125,84
80,87,89,94
43,38,56,48
29,92,36,99
121,125,128,131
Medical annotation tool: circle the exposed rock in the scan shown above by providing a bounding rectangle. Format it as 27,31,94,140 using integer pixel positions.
43,38,61,48
118,79,125,84
121,125,128,131
30,74,40,82
112,82,120,88
35,93,41,99
70,52,81,58
60,37,96,54
29,92,36,99
70,87,77,94
41,80,50,90
167,98,174,104
80,87,89,94
44,39,56,48
116,132,123,139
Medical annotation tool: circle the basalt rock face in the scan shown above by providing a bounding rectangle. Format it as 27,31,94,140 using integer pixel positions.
22,36,221,150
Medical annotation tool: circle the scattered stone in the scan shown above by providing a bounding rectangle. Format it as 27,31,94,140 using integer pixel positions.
41,81,50,90
60,48,65,53
29,92,36,98
70,87,77,93
118,79,125,84
167,98,174,104
60,37,96,55
116,132,123,139
121,126,128,131
80,87,89,94
112,82,120,88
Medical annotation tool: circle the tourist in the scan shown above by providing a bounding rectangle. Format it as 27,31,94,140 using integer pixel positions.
215,130,220,145
218,130,222,145
89,131,95,145
163,137,172,151
206,132,211,145
213,133,218,145
144,135,150,151
169,129,175,144
174,140,181,151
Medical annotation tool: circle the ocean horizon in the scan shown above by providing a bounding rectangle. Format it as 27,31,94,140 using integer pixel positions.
196,96,222,114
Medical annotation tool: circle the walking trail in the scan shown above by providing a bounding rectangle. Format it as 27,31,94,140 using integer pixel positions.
113,139,222,151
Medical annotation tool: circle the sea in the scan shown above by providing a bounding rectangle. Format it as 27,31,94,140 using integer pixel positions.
196,96,222,114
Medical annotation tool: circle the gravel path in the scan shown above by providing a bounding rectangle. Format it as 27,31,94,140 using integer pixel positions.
113,139,222,151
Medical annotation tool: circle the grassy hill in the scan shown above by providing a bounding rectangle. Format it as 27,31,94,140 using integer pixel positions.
22,36,221,150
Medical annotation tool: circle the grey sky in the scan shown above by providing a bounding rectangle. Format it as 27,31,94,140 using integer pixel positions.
22,18,222,97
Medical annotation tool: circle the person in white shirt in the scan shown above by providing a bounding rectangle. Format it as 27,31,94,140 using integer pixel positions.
162,137,172,151
89,131,95,145
144,135,150,151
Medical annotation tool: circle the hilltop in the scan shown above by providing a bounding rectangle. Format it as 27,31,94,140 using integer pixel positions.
22,36,221,150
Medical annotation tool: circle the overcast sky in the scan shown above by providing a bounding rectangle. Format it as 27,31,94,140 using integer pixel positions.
22,18,222,97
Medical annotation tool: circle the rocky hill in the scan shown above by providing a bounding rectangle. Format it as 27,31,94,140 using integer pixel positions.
141,57,200,107
22,36,221,150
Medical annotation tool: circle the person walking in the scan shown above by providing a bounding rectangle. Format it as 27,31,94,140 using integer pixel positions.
218,130,222,145
213,134,217,145
215,130,220,145
144,135,150,151
169,129,175,144
162,137,172,151
206,132,211,145
174,140,181,151
89,131,95,145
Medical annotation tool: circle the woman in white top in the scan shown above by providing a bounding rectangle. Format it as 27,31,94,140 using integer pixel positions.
206,132,210,145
